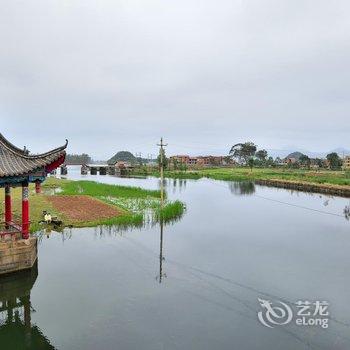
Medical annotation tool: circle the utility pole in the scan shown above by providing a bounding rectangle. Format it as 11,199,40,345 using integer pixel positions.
157,137,167,204
156,138,167,284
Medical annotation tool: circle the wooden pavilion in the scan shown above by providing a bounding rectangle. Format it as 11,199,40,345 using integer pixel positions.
0,133,67,274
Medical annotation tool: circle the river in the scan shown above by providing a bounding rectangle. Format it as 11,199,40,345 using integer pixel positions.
1,166,349,349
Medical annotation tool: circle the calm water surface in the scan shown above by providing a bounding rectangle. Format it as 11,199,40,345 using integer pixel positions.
1,166,350,349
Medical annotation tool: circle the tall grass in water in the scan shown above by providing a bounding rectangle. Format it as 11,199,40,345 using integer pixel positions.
154,200,186,224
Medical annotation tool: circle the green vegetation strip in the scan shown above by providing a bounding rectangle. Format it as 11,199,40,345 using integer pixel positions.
133,167,350,187
59,180,161,198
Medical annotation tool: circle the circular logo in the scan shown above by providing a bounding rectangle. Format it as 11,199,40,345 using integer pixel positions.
258,298,293,328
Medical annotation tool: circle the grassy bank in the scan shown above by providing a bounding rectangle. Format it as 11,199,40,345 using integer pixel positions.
1,178,185,233
134,167,350,186
132,167,350,197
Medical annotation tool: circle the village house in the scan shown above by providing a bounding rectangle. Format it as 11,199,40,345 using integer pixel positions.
343,156,350,170
169,155,226,168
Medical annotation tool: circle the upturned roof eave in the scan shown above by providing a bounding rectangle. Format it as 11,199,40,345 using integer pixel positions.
0,134,68,178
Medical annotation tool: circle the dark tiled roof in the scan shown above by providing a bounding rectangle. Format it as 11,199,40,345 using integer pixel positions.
0,133,68,178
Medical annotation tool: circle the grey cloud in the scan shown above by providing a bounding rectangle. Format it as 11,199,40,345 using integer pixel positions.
1,0,349,159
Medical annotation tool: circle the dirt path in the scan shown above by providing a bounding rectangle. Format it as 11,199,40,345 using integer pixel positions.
46,195,122,222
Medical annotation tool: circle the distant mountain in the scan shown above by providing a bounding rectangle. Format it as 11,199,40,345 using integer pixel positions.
285,152,305,160
329,147,350,156
107,151,136,165
267,147,350,159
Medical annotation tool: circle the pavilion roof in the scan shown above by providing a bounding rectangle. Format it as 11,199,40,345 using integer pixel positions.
0,133,68,178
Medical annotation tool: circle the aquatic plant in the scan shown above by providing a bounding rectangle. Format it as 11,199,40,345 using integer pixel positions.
154,200,186,223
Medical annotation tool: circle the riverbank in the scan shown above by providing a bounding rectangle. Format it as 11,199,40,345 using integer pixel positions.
133,167,350,197
0,178,185,233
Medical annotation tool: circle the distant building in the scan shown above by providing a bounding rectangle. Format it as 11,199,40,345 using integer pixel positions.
343,156,350,170
284,157,297,165
109,160,134,169
283,152,305,165
169,155,228,168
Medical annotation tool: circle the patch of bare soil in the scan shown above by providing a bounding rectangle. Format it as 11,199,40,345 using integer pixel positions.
46,195,121,222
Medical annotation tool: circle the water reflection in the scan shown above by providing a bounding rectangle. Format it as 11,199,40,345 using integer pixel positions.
36,227,73,243
156,219,166,283
344,204,350,220
0,263,55,349
228,181,256,196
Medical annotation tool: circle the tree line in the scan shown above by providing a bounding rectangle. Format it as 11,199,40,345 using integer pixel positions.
65,153,92,165
229,142,344,170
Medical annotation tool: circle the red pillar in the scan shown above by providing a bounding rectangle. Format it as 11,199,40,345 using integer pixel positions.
22,182,30,239
35,181,41,194
5,185,12,226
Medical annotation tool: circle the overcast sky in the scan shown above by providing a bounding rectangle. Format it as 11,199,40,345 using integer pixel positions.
1,0,349,159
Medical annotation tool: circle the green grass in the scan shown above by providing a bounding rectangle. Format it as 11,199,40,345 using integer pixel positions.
0,183,61,233
133,167,350,187
101,195,186,225
101,196,160,213
155,200,186,223
59,180,161,198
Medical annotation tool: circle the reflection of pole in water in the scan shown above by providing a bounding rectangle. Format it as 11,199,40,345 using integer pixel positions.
345,200,350,220
156,137,167,283
158,218,165,283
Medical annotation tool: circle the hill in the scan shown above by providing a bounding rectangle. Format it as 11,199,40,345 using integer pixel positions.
107,151,137,165
285,152,305,160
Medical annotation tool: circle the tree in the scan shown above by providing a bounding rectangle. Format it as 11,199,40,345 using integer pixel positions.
275,157,282,165
255,149,268,162
65,153,92,165
315,158,324,168
157,148,168,170
172,158,179,170
248,157,255,172
326,153,342,170
229,142,257,164
299,154,311,169
266,156,275,167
